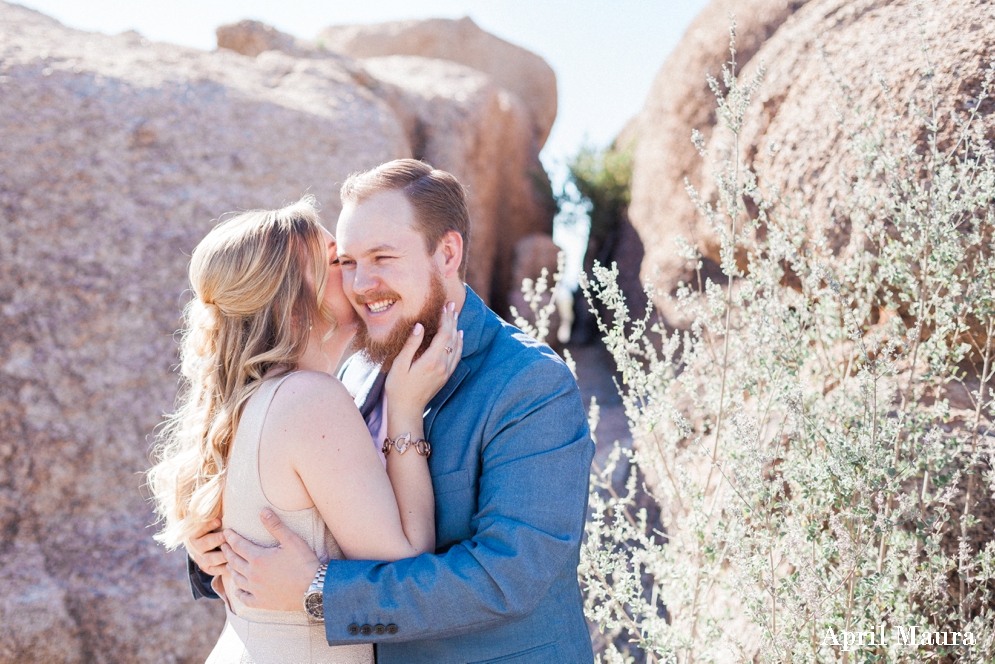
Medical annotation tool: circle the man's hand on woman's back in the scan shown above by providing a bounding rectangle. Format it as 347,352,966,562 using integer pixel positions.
222,508,320,611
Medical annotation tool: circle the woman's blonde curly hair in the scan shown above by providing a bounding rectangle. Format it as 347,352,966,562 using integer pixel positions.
147,195,334,551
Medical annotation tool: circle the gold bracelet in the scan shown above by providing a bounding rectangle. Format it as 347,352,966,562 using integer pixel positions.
382,433,431,457
412,438,431,457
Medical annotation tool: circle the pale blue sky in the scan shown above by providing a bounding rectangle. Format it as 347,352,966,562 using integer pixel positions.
15,0,711,168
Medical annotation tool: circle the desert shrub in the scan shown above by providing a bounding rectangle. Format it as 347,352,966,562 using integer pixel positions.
575,17,995,664
563,142,634,244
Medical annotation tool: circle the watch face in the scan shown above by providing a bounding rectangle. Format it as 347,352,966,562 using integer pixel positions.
304,592,324,619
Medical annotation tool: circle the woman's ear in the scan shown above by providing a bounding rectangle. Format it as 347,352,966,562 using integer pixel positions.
436,230,464,279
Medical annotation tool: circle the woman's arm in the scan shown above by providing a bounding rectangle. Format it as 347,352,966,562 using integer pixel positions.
222,305,462,609
271,304,461,561
262,372,424,561
379,405,435,555
380,302,462,555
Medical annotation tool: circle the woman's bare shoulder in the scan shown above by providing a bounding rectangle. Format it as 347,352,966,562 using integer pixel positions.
260,371,373,476
265,370,358,425
271,370,350,403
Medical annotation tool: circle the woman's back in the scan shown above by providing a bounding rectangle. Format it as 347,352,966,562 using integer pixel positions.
148,197,458,663
207,372,373,664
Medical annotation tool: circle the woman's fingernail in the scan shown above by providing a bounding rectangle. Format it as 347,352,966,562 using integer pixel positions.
459,330,464,339
413,323,423,335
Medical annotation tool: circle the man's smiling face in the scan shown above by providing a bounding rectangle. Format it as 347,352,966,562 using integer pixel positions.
335,189,446,366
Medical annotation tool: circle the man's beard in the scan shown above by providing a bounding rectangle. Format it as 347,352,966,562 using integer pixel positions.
353,269,447,371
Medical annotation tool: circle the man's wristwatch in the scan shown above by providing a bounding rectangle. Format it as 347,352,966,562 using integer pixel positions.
303,562,327,621
382,432,431,458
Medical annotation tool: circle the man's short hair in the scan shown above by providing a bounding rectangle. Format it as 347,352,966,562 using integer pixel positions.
340,159,471,279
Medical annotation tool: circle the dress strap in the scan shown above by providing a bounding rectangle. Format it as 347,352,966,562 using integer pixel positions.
226,372,300,510
237,372,298,450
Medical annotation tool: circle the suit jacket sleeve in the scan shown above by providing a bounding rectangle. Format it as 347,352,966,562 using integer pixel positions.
187,555,220,600
320,359,594,643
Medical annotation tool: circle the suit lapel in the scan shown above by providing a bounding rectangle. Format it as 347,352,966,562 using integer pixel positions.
423,285,487,437
424,362,469,438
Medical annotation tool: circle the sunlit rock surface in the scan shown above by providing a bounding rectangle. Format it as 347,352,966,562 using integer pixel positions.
729,0,995,256
626,0,811,327
628,0,995,328
317,17,557,149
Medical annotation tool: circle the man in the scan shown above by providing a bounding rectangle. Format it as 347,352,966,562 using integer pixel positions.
189,159,595,663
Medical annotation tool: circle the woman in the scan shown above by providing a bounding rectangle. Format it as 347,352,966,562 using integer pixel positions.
147,195,462,663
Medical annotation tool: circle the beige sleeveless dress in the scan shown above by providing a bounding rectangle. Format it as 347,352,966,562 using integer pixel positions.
206,373,374,664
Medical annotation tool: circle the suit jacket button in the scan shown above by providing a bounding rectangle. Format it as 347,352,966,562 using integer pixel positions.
360,624,373,636
348,624,360,636
373,624,386,635
386,624,398,635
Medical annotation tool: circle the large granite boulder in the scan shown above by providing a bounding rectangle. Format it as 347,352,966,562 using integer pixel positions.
216,19,307,58
217,18,557,315
621,0,995,655
729,0,995,256
626,0,813,324
0,2,409,660
628,0,995,327
317,17,557,149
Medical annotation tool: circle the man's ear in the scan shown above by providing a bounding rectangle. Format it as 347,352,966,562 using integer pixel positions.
435,230,464,279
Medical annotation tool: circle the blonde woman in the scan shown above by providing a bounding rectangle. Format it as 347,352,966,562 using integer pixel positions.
147,196,462,663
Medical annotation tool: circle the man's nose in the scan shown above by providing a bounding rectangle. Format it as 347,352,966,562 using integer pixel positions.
351,264,380,295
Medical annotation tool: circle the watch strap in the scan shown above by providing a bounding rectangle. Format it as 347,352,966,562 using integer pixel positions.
303,562,327,621
309,562,327,594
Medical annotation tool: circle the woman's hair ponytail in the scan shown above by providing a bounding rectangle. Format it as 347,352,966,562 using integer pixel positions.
147,195,334,551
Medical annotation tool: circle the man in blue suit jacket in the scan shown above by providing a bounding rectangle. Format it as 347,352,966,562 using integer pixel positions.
191,159,595,663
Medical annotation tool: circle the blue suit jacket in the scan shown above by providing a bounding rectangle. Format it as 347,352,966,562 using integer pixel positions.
191,286,595,663
329,287,594,663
